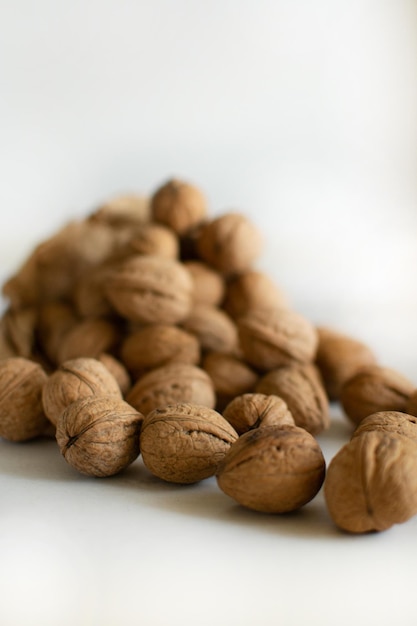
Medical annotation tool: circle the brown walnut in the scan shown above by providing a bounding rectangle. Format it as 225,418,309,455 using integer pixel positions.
223,270,287,320
182,305,238,354
183,261,225,307
222,393,295,435
202,352,259,411
151,179,207,236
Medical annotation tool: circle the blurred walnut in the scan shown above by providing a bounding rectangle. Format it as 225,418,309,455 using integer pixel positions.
151,178,207,236
0,357,49,441
56,395,143,477
315,326,377,400
36,301,79,365
238,307,318,372
202,352,258,411
183,261,225,307
97,353,131,396
140,402,238,483
89,193,150,226
56,317,122,363
182,305,238,354
223,270,287,320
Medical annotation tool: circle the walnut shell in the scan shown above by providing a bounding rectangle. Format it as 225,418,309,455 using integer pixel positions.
183,261,225,307
182,305,238,354
315,327,377,400
56,395,143,477
238,307,318,371
0,357,49,441
324,431,417,533
196,213,262,275
352,411,417,443
97,353,131,396
256,363,329,435
36,301,79,365
127,222,179,259
151,179,207,235
222,393,295,435
126,363,216,416
340,365,415,426
223,270,287,320
216,425,326,513
140,402,238,483
120,325,200,376
56,317,122,363
72,263,115,318
202,352,259,411
105,255,193,325
42,357,122,425
89,193,150,226
2,307,38,358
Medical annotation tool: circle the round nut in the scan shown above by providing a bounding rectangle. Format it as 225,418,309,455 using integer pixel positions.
352,410,417,443
56,395,143,477
183,261,225,307
140,402,238,483
120,325,200,376
202,352,259,411
127,222,179,259
196,213,262,275
324,430,417,533
36,301,79,365
256,363,329,435
56,317,122,363
223,270,287,320
97,353,131,396
0,357,49,441
216,425,326,513
105,255,193,325
89,193,150,226
151,179,207,236
315,327,377,400
222,393,295,435
340,365,415,426
126,363,216,416
182,305,238,354
42,357,122,425
238,308,318,371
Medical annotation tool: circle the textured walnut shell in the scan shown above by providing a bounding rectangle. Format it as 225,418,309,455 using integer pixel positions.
56,317,122,363
182,305,238,354
238,308,318,371
196,213,262,275
202,352,259,411
315,327,377,400
324,431,417,533
352,411,417,443
36,301,79,365
216,425,326,513
42,357,122,425
120,325,200,376
183,261,225,307
56,395,143,477
223,270,287,320
256,363,329,435
222,393,295,435
140,402,238,483
0,357,49,441
97,353,131,396
105,255,193,325
89,194,150,226
151,179,207,236
126,363,216,416
340,365,415,426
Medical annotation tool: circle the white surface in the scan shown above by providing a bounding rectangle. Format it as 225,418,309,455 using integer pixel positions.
1,1,417,625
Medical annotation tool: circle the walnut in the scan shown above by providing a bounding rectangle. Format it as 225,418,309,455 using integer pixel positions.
42,357,122,425
324,430,417,533
120,324,200,377
150,179,207,236
196,213,262,275
223,270,287,320
126,363,215,416
340,365,415,426
352,410,417,443
2,307,38,358
97,353,131,396
315,326,377,400
56,395,143,477
183,261,225,307
36,301,79,365
72,263,115,318
56,317,122,363
182,305,238,354
105,255,193,325
216,425,326,513
256,363,329,435
238,307,318,371
127,222,179,259
89,193,150,226
222,393,294,435
202,352,259,411
0,357,49,441
140,402,238,483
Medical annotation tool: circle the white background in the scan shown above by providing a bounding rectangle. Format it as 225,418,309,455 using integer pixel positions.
0,1,417,625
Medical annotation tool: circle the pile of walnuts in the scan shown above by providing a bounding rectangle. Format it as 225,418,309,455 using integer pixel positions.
1,178,417,534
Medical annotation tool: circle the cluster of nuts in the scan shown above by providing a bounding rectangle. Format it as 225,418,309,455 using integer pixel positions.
0,178,416,533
